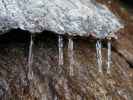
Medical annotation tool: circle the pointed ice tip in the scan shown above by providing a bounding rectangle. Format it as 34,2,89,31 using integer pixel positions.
69,69,74,76
99,69,103,73
28,71,34,80
107,69,111,74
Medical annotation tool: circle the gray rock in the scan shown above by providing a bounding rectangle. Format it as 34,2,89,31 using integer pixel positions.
0,0,123,38
0,79,8,97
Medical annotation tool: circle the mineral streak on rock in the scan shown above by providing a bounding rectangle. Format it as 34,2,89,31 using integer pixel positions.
0,0,123,39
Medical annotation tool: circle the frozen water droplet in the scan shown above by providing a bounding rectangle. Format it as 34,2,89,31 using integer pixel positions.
96,40,103,73
107,40,112,74
58,35,64,66
28,34,34,80
68,37,74,76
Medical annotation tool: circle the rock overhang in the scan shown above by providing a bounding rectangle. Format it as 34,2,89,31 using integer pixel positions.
0,0,124,39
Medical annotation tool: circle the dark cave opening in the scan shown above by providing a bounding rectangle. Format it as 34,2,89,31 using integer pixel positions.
0,29,31,57
0,29,30,46
120,0,133,8
0,29,61,47
0,29,66,57
121,0,133,4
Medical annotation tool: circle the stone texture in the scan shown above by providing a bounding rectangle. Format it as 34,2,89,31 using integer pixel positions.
0,31,133,100
0,0,132,100
0,0,123,38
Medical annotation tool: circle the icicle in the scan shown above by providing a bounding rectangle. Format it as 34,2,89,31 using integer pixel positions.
68,37,74,76
58,35,64,66
107,39,112,74
96,40,103,73
28,34,34,80
54,95,58,100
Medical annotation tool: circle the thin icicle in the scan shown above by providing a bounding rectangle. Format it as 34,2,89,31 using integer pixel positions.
107,39,112,74
54,95,58,100
96,40,103,73
68,37,74,76
58,35,64,66
28,34,34,80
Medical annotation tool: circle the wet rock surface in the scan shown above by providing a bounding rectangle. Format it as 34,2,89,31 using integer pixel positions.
0,0,123,38
0,29,133,100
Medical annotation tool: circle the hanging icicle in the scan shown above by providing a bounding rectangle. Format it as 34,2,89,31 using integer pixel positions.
68,37,74,76
54,95,58,100
28,34,34,80
107,39,112,74
96,40,103,73
58,35,64,66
